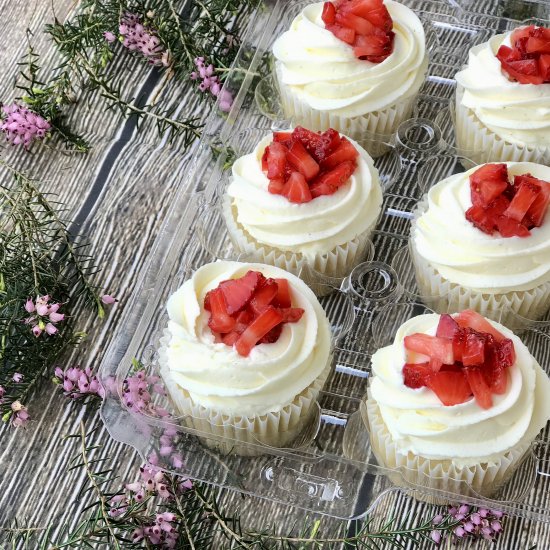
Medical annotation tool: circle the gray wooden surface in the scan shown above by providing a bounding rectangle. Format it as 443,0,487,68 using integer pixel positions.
0,0,550,548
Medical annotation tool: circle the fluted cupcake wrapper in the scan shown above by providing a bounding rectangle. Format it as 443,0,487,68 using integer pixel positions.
275,63,423,158
410,198,550,326
158,331,332,456
455,85,550,165
364,393,531,501
222,194,376,294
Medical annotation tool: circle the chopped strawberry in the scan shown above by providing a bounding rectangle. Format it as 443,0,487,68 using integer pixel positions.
488,365,508,394
325,23,356,44
235,306,284,357
485,194,511,218
469,163,509,207
283,172,313,204
249,278,279,314
540,54,550,81
497,45,521,63
312,160,356,190
511,26,535,44
496,215,530,237
221,330,242,346
526,36,550,54
504,180,541,221
452,328,467,362
462,330,486,366
287,140,320,181
497,338,516,368
427,371,473,406
310,181,338,198
354,32,394,60
436,313,460,340
500,59,544,84
403,334,454,365
515,174,550,226
274,278,291,307
320,137,359,170
279,307,305,323
465,205,495,234
268,178,285,195
259,324,283,344
362,6,393,33
272,131,293,143
455,310,506,343
265,142,287,179
464,367,493,409
322,2,337,25
320,128,342,158
292,127,326,157
403,362,432,389
219,270,263,315
335,11,376,35
207,288,236,334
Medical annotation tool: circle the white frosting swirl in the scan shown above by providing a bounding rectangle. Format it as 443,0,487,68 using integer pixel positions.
227,134,382,260
369,314,550,463
455,30,550,146
413,162,550,292
272,1,428,117
164,261,332,416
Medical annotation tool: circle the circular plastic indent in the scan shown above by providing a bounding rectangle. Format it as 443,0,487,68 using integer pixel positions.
345,261,401,305
396,118,442,154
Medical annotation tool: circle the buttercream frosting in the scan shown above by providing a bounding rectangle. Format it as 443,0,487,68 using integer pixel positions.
412,162,550,293
455,30,550,147
164,261,332,416
369,313,550,463
272,0,428,117
227,134,382,260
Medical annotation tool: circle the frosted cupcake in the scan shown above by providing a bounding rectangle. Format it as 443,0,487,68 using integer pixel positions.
223,127,382,286
411,162,550,322
272,0,428,155
365,311,550,497
159,261,332,454
455,25,550,164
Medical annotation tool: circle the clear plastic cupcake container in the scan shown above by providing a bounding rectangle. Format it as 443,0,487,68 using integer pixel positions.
99,0,550,523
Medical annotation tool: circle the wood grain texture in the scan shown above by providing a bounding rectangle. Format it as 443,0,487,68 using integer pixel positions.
0,0,550,549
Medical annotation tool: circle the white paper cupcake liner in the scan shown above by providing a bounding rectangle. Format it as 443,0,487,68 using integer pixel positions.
455,85,550,165
158,332,332,456
410,198,550,325
364,393,532,499
275,62,425,158
222,194,376,289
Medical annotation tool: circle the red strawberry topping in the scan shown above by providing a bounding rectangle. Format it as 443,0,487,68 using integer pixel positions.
496,25,550,84
402,312,516,409
323,0,394,62
262,127,359,203
465,164,550,237
204,271,305,356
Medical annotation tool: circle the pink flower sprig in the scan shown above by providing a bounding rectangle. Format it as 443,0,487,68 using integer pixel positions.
132,512,179,548
122,370,168,417
431,504,504,545
1,103,50,148
23,295,65,337
53,366,105,400
105,13,170,68
10,401,30,428
190,57,233,112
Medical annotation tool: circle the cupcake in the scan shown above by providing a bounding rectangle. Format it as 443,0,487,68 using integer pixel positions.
455,25,550,165
365,311,550,498
272,0,428,155
159,261,332,455
223,127,382,287
411,162,550,322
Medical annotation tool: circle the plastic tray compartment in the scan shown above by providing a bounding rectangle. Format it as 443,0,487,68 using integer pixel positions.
99,0,550,522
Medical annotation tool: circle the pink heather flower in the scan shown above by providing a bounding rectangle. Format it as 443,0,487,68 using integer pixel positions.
430,530,441,544
12,372,23,383
11,401,30,428
23,295,65,337
101,294,117,305
32,325,42,337
49,312,65,323
104,31,116,43
54,365,105,400
191,57,233,112
45,323,58,335
24,298,35,313
1,103,50,148
219,88,233,112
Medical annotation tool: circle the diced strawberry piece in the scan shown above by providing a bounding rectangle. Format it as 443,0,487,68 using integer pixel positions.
322,2,337,25
470,174,508,208
526,36,550,54
249,279,279,314
496,215,530,237
274,278,291,308
455,310,506,343
504,180,540,221
207,288,236,334
361,6,392,32
465,205,495,234
403,362,432,389
429,358,443,371
272,131,293,143
268,178,285,195
497,338,516,368
488,365,508,394
470,163,508,185
235,306,284,356
452,328,467,362
427,371,473,406
312,160,356,190
496,45,521,63
500,59,544,84
259,323,283,344
515,174,550,226
404,334,454,365
310,181,337,198
279,307,305,323
354,32,393,59
283,172,313,204
320,128,342,157
511,25,535,44
287,140,320,181
335,11,376,35
261,148,268,172
485,194,511,218
436,314,460,340
326,23,356,44
221,330,241,346
219,270,263,315
265,142,287,179
462,330,486,366
464,367,493,409
539,54,550,82
292,127,325,156
531,26,550,41
320,137,359,170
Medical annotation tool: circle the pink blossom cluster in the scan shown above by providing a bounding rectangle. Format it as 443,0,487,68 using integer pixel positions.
431,504,503,545
104,13,170,67
23,295,65,337
121,370,168,416
1,103,50,148
132,512,179,548
190,57,233,112
53,366,105,400
10,400,30,428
